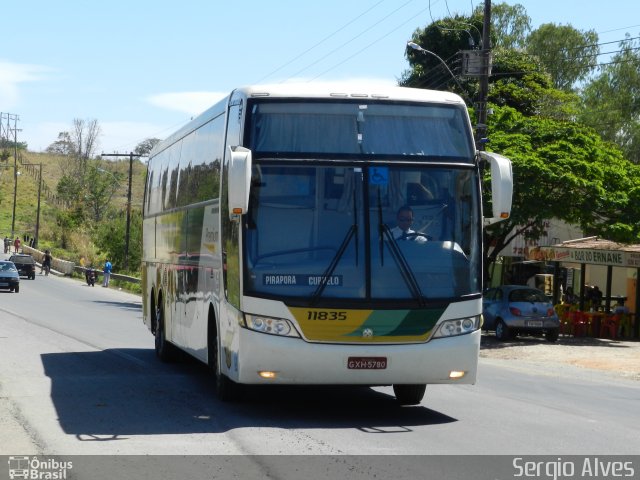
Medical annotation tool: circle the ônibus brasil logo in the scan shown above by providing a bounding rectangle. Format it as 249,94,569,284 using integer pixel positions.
7,456,73,480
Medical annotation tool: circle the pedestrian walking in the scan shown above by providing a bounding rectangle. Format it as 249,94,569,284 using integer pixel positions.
13,237,21,253
102,259,113,287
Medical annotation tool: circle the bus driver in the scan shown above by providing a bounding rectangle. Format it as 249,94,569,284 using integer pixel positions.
390,205,428,243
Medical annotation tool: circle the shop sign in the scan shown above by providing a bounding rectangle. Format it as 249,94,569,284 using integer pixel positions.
538,246,640,267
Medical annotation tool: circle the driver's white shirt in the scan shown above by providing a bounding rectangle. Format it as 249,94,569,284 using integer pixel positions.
390,226,427,243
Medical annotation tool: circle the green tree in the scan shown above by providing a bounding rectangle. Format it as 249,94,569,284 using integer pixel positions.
484,105,639,274
46,132,75,156
579,35,640,164
401,14,483,97
526,23,599,91
47,118,102,180
0,139,28,151
402,3,533,94
55,207,85,249
56,174,84,208
94,208,142,273
490,49,580,120
399,10,640,281
85,163,125,222
483,2,531,50
134,138,161,157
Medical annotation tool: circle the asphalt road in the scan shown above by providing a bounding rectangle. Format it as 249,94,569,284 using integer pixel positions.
0,269,639,464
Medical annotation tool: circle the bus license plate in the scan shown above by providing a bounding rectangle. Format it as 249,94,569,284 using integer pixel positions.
347,357,387,369
527,320,543,327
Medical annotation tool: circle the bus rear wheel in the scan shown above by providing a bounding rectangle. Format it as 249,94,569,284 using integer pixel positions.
154,299,176,362
393,384,426,405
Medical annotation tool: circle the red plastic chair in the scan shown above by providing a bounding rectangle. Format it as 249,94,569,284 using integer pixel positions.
569,311,588,337
599,315,619,339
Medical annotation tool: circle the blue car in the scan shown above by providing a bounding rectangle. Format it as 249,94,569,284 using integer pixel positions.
483,285,559,342
0,260,20,293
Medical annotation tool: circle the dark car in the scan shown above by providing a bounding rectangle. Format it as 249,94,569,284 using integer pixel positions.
9,253,36,280
0,260,20,292
483,285,559,342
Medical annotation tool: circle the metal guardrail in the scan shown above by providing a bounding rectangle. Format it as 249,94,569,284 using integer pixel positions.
22,245,74,275
73,265,140,285
20,245,140,284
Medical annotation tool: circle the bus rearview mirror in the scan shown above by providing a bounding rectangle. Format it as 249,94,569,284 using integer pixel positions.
228,146,252,219
479,151,513,226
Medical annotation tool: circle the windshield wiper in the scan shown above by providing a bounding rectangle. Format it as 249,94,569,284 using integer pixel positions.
380,224,426,306
376,190,425,305
310,186,359,305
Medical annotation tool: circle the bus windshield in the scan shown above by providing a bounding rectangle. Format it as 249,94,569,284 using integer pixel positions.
250,101,473,160
243,163,480,305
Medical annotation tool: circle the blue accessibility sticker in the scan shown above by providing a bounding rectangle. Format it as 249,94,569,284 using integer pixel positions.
369,167,389,185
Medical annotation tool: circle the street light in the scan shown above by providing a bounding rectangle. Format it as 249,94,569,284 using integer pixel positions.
97,167,119,184
406,42,469,96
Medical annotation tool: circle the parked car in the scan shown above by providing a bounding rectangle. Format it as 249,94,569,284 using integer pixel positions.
8,253,36,280
482,285,559,342
0,260,20,292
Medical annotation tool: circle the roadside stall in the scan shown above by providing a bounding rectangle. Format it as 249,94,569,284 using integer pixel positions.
536,237,640,339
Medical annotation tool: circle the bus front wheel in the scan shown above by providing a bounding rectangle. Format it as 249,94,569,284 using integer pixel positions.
209,323,241,402
393,384,426,405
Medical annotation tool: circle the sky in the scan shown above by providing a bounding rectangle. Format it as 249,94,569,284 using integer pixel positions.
1,0,639,155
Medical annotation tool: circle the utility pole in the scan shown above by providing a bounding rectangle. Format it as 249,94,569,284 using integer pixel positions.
1,113,21,237
476,0,492,150
101,152,141,271
20,163,43,248
35,163,42,248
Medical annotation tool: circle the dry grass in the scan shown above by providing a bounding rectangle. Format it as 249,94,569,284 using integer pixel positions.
0,151,146,240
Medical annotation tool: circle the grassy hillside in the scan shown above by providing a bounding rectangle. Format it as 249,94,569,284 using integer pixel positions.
0,150,146,250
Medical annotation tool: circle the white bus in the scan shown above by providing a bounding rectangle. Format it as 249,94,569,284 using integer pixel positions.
142,84,512,405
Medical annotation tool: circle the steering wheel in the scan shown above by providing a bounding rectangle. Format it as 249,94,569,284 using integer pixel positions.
400,232,431,241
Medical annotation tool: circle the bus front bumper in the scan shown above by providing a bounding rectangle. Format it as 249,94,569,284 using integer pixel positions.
234,328,480,385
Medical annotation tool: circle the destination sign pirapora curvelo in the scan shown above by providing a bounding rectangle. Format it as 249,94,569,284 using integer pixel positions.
263,274,342,286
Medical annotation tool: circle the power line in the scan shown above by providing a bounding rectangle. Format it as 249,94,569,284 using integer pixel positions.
308,5,433,82
520,36,640,60
254,0,388,84
477,35,640,81
560,36,639,53
283,1,639,85
429,0,481,47
111,4,407,152
286,0,418,81
598,24,640,34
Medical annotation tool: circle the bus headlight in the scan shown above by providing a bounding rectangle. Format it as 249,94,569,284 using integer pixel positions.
246,314,300,337
432,316,480,338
